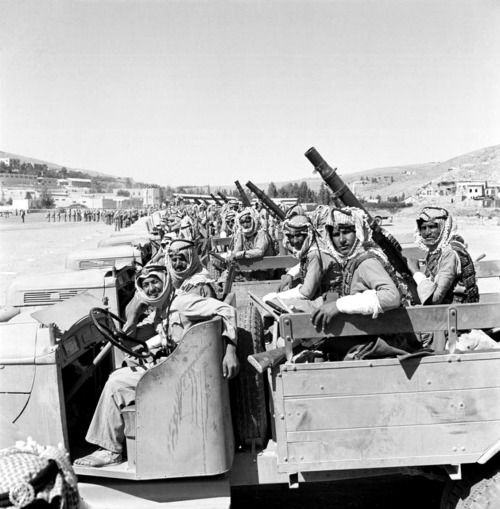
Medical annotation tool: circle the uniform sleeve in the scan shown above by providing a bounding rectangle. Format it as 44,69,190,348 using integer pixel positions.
298,251,323,299
170,294,238,346
337,258,400,316
232,232,243,253
243,230,270,259
356,258,400,311
415,249,461,304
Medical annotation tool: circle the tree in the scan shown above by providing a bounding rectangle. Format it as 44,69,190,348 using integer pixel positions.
40,188,55,208
268,182,278,198
117,189,130,197
318,183,330,205
125,178,132,189
297,181,309,202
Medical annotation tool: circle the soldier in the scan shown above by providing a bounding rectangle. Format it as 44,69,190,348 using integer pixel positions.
264,214,340,303
73,265,238,468
228,207,275,262
311,207,413,360
407,206,479,305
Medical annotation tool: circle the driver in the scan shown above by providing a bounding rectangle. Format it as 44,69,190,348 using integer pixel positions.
74,265,239,468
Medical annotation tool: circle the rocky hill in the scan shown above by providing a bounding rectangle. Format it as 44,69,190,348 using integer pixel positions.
251,144,500,201
1,144,498,199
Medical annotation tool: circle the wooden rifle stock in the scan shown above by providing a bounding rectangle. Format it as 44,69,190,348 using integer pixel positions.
247,346,289,374
304,147,421,304
245,181,286,221
235,180,252,207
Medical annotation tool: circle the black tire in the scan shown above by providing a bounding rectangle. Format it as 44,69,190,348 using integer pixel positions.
207,258,222,280
440,467,500,509
230,302,269,448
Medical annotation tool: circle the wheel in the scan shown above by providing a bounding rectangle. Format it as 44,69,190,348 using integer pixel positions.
440,467,500,509
90,307,150,359
230,302,269,448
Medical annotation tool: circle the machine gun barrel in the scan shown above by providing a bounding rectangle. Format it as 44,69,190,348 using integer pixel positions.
235,180,252,208
304,147,420,304
210,193,223,206
245,181,286,221
217,192,229,204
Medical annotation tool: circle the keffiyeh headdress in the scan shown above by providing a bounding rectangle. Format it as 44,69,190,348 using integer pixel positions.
165,239,203,289
135,264,172,307
414,206,457,251
328,207,373,261
236,207,261,237
283,214,331,259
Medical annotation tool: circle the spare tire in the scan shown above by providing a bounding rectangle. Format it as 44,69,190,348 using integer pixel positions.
230,302,269,448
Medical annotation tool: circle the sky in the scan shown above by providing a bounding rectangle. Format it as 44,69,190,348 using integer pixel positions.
1,0,499,187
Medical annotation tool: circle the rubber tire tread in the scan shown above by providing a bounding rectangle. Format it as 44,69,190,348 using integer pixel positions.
440,467,500,509
230,303,268,448
207,259,222,280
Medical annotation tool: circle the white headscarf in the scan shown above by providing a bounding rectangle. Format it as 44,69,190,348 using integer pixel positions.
236,207,261,237
135,264,172,308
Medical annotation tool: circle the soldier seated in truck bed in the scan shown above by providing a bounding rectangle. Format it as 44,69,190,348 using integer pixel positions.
263,214,340,303
74,264,238,468
226,207,276,281
407,206,483,351
311,207,419,360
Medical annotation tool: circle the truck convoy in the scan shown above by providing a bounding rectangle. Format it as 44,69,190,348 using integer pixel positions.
1,189,499,509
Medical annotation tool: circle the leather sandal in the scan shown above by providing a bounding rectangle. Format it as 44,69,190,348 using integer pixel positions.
73,449,122,467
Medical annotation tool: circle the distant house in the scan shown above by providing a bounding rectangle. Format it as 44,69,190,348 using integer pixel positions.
67,177,92,188
456,181,486,198
437,181,457,196
485,183,500,199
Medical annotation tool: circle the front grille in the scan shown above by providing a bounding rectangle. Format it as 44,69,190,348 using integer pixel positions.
79,259,111,269
23,289,82,304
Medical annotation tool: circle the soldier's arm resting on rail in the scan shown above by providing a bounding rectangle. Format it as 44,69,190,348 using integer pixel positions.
312,258,400,332
170,293,239,379
410,249,461,304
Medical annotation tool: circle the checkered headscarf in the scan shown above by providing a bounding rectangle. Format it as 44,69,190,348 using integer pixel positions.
0,438,80,509
165,239,203,289
414,206,457,251
328,207,372,261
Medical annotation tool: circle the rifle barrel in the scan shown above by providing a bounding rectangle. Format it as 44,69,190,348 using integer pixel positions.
235,180,252,207
245,181,286,221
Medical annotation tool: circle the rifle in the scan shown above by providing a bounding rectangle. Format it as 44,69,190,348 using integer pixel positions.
217,192,229,204
210,193,223,206
234,180,252,208
245,181,286,221
304,147,420,304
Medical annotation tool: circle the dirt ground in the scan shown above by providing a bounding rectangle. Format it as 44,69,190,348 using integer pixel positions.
0,210,498,508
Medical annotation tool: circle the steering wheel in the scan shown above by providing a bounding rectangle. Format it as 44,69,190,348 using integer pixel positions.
90,307,151,359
